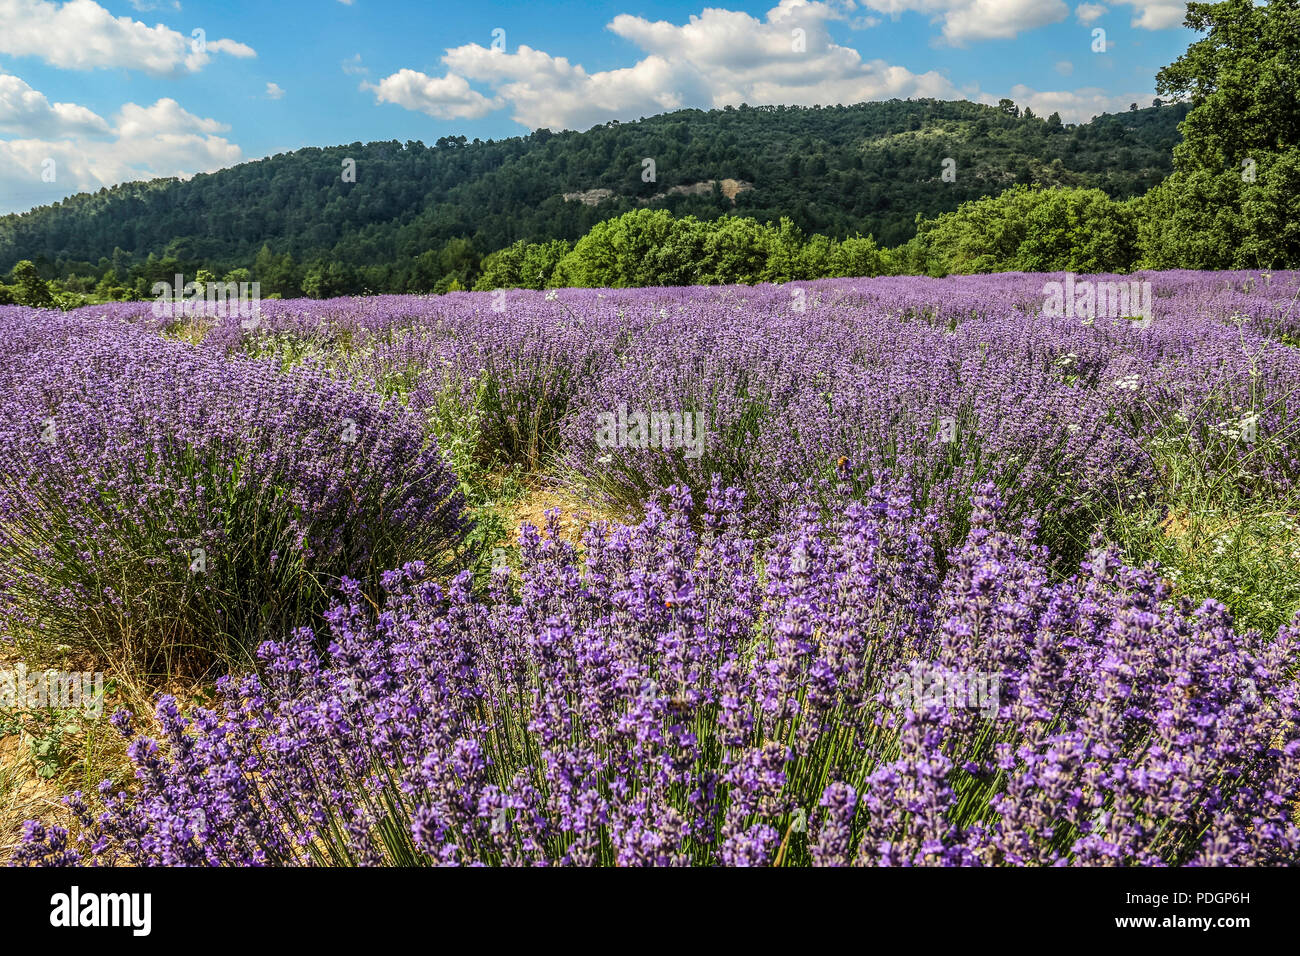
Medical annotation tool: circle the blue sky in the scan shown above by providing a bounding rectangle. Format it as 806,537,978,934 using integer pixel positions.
0,0,1196,214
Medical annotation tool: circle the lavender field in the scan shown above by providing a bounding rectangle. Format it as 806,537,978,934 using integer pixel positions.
3,269,1300,867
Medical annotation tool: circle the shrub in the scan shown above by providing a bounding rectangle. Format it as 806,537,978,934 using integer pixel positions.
16,483,1299,866
0,313,467,677
914,185,1138,275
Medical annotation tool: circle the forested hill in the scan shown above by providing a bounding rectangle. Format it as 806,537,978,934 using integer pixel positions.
0,98,1186,277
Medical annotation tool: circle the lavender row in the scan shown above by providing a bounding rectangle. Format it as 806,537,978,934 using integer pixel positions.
15,481,1297,866
0,311,467,668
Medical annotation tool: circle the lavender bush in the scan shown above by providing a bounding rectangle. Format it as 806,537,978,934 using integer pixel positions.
0,311,466,674
14,482,1299,866
5,270,1299,866
85,275,1300,542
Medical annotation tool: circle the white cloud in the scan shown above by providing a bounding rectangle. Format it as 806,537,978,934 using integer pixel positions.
341,53,368,75
371,1,962,131
1125,1,1183,29
857,0,1070,44
112,97,229,138
1075,3,1107,24
1054,60,1074,76
0,79,240,213
0,0,255,76
1078,1,1183,29
0,72,110,137
364,68,501,120
982,83,1152,122
207,38,256,59
265,82,284,99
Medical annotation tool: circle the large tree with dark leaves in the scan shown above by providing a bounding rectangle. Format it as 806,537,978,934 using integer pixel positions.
1138,0,1300,269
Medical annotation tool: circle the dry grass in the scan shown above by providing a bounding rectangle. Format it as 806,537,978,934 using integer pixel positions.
160,315,217,346
0,732,70,860
0,641,215,863
504,482,629,546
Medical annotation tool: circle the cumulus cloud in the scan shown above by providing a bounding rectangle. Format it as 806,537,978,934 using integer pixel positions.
0,72,110,137
0,0,255,76
0,77,241,213
856,0,1070,44
370,1,962,130
1074,3,1107,24
1078,1,1182,29
364,69,501,120
206,38,256,58
1124,1,1184,29
265,82,285,99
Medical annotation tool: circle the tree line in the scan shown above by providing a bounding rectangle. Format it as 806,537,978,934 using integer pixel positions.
1,0,1295,306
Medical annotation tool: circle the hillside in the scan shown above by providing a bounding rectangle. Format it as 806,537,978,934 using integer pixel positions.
0,98,1187,288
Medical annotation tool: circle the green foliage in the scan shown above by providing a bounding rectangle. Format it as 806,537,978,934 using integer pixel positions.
761,218,813,282
523,189,1150,289
913,185,1137,275
831,235,886,278
1014,187,1138,272
551,212,890,287
303,261,363,298
92,273,131,301
697,216,773,284
1157,0,1299,175
556,209,702,287
1137,0,1300,269
9,260,56,308
1135,148,1300,269
0,99,1187,292
474,238,571,291
1,709,83,779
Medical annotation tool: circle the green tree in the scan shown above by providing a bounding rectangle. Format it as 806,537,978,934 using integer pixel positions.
10,260,56,308
556,210,706,287
474,239,529,290
831,235,885,278
1157,0,1299,173
93,273,130,301
301,264,327,299
761,218,809,282
698,217,774,284
1139,0,1300,267
1015,187,1137,272
522,240,571,289
914,185,1137,275
1135,151,1300,269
